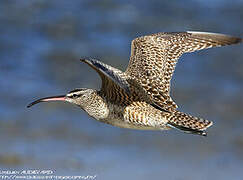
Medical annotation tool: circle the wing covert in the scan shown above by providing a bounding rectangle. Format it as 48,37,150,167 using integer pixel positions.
126,31,242,111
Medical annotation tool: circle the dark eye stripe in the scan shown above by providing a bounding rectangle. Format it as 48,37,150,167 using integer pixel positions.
67,93,81,98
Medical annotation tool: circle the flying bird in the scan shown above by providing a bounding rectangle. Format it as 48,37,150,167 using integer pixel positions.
27,31,242,136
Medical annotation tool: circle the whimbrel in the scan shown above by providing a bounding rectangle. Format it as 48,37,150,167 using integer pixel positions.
27,31,242,136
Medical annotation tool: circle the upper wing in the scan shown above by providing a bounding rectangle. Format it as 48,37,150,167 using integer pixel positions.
126,31,242,111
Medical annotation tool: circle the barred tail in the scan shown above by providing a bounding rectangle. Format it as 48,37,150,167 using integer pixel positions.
167,111,213,136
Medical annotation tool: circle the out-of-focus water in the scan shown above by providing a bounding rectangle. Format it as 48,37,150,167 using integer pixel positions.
0,0,243,179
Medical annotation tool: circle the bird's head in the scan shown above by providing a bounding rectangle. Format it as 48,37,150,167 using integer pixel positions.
27,88,95,108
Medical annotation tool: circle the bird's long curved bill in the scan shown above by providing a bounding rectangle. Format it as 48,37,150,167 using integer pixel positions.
27,95,66,108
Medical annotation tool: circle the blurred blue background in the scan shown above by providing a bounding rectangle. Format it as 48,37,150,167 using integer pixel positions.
0,0,243,179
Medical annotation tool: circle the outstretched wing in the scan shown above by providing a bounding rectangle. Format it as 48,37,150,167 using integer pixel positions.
80,58,130,100
126,31,242,111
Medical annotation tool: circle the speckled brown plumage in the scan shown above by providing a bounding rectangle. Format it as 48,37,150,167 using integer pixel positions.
29,31,242,136
126,32,242,112
79,31,241,136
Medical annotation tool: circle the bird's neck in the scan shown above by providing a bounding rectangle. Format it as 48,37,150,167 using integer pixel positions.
81,90,109,120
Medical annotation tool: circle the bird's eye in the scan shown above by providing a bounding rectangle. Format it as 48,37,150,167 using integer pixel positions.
72,94,78,98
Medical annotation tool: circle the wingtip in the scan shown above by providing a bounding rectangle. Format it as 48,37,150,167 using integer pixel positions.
80,57,100,65
80,57,88,62
200,131,207,137
187,129,208,137
167,121,210,137
231,37,242,44
187,31,242,45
